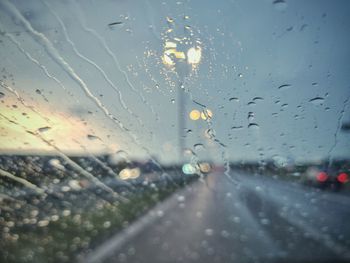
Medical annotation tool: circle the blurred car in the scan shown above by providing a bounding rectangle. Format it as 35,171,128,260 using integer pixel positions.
302,166,349,190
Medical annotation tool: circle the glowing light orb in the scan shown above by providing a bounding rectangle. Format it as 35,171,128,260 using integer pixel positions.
189,110,201,120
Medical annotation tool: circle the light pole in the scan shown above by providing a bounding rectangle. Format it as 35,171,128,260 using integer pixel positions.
177,81,186,163
162,40,202,164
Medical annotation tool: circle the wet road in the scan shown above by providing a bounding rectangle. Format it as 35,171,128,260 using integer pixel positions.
87,171,350,263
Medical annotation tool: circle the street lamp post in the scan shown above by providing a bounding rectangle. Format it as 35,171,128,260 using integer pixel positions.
178,82,186,163
162,37,202,164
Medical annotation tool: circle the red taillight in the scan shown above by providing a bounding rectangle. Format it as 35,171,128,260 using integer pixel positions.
316,172,328,182
337,173,349,184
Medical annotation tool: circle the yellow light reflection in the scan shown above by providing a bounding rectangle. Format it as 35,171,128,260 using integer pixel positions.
187,47,202,65
201,109,213,120
162,52,175,66
162,48,187,67
189,110,201,120
199,162,211,173
119,168,141,180
173,51,186,59
165,41,177,49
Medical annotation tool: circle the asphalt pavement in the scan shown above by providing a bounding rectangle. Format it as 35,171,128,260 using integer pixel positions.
85,171,350,263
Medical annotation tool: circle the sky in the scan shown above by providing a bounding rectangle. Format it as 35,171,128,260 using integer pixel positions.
0,0,349,164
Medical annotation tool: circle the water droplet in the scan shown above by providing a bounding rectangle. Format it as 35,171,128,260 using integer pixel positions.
300,24,308,31
51,215,59,221
38,220,49,227
87,134,101,140
166,17,174,23
184,148,195,156
205,128,216,139
260,218,270,225
229,97,239,102
238,73,243,78
38,126,51,133
253,97,264,101
201,109,213,120
247,101,256,106
49,158,65,170
62,209,71,217
248,123,260,129
194,143,205,151
177,195,185,202
278,84,291,90
273,0,288,11
232,216,240,223
171,99,175,104
309,97,325,105
205,228,214,236
248,112,255,122
68,180,82,190
231,126,243,130
103,221,111,228
108,150,129,165
35,89,41,94
221,230,230,238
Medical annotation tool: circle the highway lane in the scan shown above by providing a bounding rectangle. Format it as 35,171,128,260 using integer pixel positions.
87,171,350,263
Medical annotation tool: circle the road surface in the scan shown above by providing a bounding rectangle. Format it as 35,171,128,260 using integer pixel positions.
85,171,350,263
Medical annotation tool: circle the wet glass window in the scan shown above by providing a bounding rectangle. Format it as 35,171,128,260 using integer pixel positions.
1,0,350,262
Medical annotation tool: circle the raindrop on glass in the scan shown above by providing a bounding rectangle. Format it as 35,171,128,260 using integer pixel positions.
194,143,205,151
87,134,100,140
248,112,255,122
309,97,325,105
229,97,239,102
248,123,260,129
205,228,214,236
278,84,291,90
38,126,51,133
273,0,288,11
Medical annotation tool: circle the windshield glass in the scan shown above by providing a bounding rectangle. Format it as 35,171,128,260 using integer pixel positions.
1,0,350,262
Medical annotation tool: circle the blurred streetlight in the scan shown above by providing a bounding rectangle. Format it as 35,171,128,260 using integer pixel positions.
189,109,213,121
189,110,201,120
161,18,202,162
